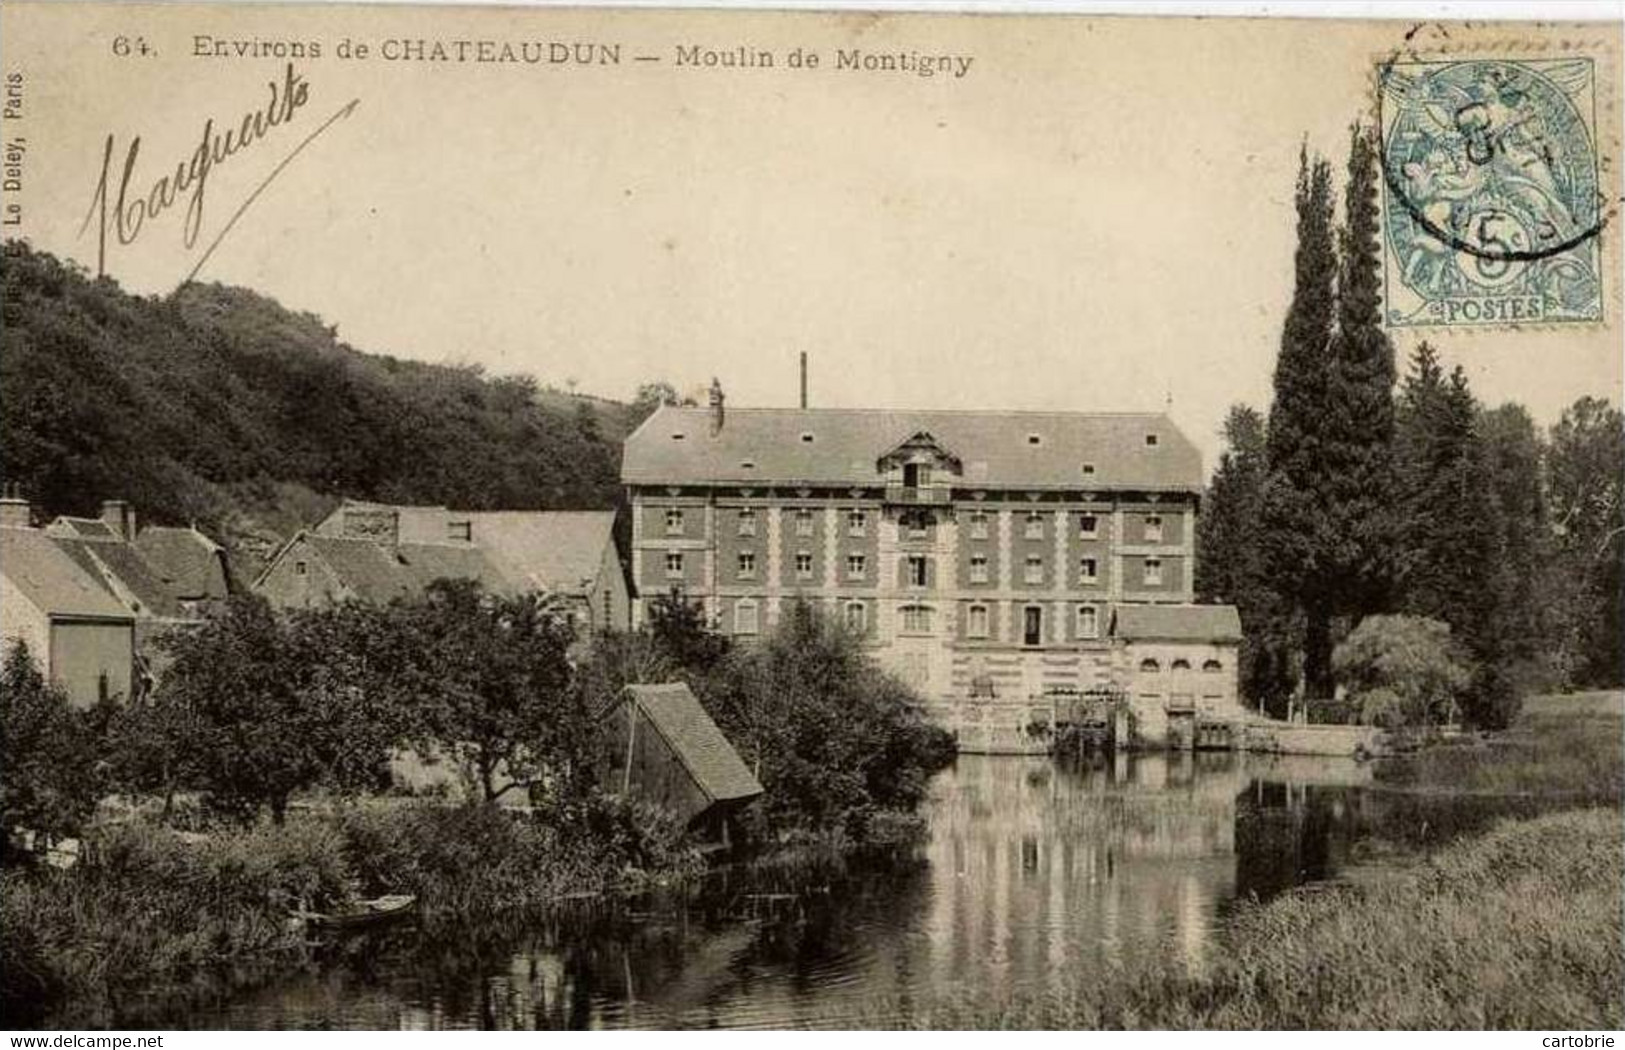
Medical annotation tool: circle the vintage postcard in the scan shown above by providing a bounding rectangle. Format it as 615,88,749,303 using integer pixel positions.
0,1,1621,1035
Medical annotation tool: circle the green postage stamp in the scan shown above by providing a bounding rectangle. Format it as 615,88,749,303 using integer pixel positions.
1379,55,1605,328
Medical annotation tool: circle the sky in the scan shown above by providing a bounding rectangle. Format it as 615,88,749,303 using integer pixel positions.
3,4,1620,473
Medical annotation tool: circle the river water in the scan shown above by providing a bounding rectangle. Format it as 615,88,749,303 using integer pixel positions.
156,750,1442,1029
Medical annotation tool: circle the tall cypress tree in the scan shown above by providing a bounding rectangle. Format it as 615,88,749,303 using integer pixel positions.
1259,146,1338,699
1323,123,1400,625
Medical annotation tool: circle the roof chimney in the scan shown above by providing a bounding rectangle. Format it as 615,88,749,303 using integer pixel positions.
708,377,725,435
0,484,32,529
799,352,808,410
100,499,137,542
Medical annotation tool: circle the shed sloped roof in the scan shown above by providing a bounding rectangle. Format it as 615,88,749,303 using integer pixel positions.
1113,604,1243,643
0,527,134,621
622,407,1203,490
465,511,615,596
626,683,764,804
136,527,229,600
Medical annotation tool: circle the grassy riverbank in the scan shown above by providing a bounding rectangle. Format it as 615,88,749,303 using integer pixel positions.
868,690,1625,1029
1376,690,1623,800
0,797,704,1028
875,806,1621,1029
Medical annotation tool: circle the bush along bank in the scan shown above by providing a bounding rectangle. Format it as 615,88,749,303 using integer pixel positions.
0,795,704,1028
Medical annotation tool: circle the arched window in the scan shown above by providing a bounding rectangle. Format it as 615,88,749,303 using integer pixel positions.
1139,658,1161,673
1202,658,1223,672
1171,658,1192,671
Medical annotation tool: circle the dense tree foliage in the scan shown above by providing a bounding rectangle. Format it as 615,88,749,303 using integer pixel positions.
0,244,627,555
1332,615,1472,728
0,645,103,859
1204,130,1622,723
394,580,589,804
155,596,402,822
1547,398,1625,686
595,595,954,843
1196,406,1295,714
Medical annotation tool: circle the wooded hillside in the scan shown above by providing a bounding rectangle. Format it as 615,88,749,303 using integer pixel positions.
0,244,630,570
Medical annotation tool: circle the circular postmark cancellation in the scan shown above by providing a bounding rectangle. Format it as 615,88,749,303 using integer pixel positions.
1378,54,1606,329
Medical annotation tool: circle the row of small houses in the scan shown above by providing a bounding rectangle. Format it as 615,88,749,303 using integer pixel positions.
0,494,629,709
0,493,763,841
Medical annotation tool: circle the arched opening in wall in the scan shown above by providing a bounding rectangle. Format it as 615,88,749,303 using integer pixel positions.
1139,658,1161,673
1202,659,1223,672
1171,658,1192,671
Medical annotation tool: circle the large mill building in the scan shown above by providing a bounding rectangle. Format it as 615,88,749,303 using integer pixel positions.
620,380,1245,749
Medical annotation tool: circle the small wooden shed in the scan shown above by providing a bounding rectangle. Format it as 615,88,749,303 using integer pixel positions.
600,683,764,845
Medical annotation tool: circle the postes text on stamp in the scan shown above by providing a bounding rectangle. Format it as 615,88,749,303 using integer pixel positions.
1379,56,1603,329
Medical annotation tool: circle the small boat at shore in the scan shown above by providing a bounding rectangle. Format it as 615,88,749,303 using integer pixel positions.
301,894,417,931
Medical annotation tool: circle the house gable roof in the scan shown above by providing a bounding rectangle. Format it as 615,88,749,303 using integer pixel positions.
1113,604,1242,643
623,683,763,805
48,517,120,541
298,534,418,604
135,526,229,600
0,527,134,622
622,406,1202,490
52,537,187,619
310,502,617,600
266,532,523,605
464,511,616,597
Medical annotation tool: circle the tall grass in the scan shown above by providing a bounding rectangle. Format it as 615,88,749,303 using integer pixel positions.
1376,691,1623,800
870,807,1623,1029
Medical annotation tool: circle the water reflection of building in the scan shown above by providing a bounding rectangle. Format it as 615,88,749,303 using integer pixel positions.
174,754,1384,1030
922,753,1247,994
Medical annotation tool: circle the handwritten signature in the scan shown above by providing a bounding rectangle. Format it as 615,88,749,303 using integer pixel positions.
78,63,359,285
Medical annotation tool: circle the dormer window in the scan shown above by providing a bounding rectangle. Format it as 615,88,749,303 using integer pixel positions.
741,460,757,470
800,432,815,443
1081,463,1096,476
1145,433,1159,447
1027,434,1042,446
671,432,686,440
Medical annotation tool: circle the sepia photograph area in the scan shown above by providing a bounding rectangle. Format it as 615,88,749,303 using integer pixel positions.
0,2,1621,1032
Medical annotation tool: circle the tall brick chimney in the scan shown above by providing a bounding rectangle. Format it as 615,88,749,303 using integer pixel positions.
0,484,32,529
708,377,726,435
100,499,137,542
